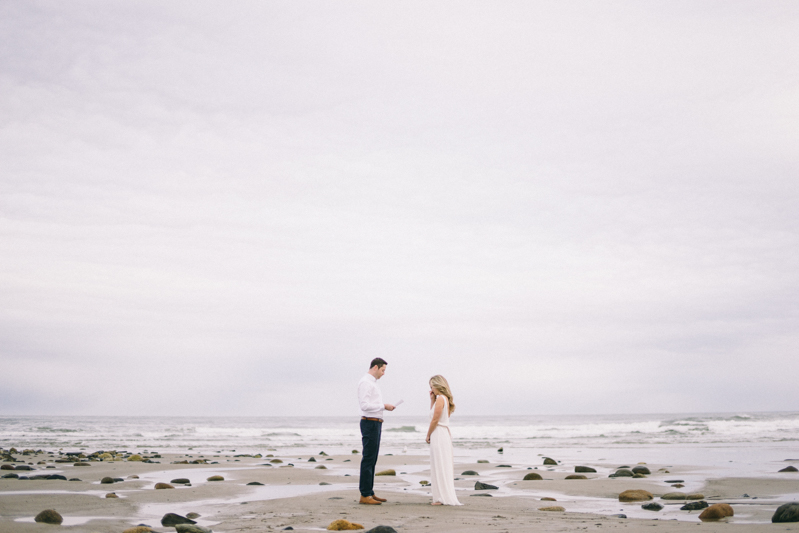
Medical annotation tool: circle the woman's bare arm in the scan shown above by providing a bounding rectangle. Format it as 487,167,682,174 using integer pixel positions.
426,396,445,444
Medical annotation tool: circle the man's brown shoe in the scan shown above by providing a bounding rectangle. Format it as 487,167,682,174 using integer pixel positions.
371,495,387,502
359,496,382,505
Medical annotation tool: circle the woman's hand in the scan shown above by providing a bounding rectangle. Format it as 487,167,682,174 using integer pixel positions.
425,434,431,444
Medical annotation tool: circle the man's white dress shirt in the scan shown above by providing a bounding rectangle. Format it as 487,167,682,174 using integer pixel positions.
358,373,384,418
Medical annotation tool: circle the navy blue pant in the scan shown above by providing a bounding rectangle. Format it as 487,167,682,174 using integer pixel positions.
359,418,382,497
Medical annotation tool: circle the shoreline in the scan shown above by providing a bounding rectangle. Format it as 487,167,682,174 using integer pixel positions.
2,447,798,532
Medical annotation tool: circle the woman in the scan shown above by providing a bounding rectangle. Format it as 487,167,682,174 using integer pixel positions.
425,375,462,506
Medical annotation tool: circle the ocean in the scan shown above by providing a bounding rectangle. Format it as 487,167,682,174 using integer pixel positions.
2,411,798,475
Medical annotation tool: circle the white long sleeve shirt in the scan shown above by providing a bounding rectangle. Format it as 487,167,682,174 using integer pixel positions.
358,373,384,418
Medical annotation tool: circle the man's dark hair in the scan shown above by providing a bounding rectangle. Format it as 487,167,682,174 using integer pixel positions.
370,357,387,369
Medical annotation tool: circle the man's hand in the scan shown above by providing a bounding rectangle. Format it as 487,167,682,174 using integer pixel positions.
384,404,395,411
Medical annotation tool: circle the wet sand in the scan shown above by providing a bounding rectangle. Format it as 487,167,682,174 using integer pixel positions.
1,449,797,532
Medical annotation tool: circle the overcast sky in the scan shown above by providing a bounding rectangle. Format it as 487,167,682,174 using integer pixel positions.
1,1,797,417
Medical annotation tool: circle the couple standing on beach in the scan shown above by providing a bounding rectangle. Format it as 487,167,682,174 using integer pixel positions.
357,358,462,506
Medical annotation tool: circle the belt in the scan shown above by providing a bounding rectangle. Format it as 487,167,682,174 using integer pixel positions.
361,417,383,423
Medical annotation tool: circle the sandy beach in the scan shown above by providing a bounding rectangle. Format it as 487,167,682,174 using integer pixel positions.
2,447,797,532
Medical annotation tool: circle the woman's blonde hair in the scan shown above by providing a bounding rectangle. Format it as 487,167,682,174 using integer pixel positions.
430,375,455,416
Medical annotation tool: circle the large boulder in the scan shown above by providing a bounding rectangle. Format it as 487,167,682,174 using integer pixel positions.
779,466,798,473
631,465,651,475
461,470,478,476
575,466,596,473
542,457,557,465
475,481,498,490
772,503,799,523
35,509,63,524
523,472,543,480
699,503,734,521
565,474,587,480
619,490,653,502
375,469,395,476
207,475,224,481
155,483,174,489
365,527,397,533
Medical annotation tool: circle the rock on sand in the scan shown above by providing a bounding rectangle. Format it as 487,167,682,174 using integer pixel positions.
35,509,63,524
699,503,734,521
539,506,565,511
681,501,709,511
365,527,398,533
619,490,653,502
575,466,596,473
155,482,175,489
161,513,197,526
327,519,364,530
523,472,543,480
779,466,798,472
772,502,799,523
375,469,395,476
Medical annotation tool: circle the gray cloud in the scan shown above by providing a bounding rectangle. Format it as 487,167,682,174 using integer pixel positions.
1,1,797,416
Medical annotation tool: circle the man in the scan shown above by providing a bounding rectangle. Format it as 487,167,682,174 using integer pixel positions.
357,357,395,505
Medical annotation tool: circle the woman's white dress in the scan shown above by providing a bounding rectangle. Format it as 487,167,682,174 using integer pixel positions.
429,396,462,505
